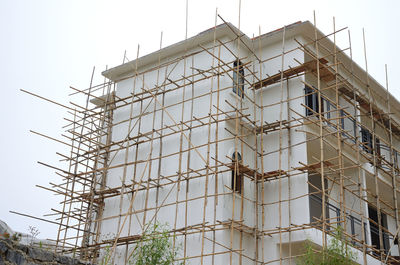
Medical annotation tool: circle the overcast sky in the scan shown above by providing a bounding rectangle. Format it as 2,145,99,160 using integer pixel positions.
1,0,399,241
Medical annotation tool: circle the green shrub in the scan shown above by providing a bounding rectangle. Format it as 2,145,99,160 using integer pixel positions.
11,233,21,242
299,226,356,265
128,222,182,265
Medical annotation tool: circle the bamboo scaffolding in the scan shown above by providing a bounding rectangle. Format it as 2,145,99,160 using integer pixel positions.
18,14,400,265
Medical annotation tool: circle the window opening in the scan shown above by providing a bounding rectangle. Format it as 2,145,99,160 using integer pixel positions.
305,86,322,116
231,151,243,194
368,206,389,254
233,60,245,98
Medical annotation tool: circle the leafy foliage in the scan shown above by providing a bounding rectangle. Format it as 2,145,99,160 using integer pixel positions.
11,232,22,242
100,245,111,265
128,222,182,265
299,226,356,265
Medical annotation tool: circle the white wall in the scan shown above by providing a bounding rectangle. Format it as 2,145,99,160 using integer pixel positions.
93,31,400,265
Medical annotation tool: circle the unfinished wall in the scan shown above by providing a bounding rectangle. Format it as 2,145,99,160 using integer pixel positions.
28,20,400,265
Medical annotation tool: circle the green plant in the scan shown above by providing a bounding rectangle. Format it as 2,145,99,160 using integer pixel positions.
299,226,356,265
11,233,21,242
100,245,112,265
128,222,182,265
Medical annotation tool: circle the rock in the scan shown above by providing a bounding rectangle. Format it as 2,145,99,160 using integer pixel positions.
0,238,85,265
28,247,54,262
16,244,28,254
0,241,8,253
56,255,73,264
6,249,26,265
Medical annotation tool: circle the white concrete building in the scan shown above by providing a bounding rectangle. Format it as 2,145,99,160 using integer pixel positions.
54,21,400,265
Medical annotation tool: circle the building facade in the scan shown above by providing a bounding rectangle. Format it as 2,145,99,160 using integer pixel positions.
53,21,400,264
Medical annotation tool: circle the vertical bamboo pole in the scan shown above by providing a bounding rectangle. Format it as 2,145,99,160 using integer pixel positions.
75,105,98,258
92,80,115,263
141,37,164,249
238,4,245,265
149,32,163,226
116,45,140,264
333,17,346,234
173,0,189,251
384,64,400,257
212,8,219,265
230,13,240,265
349,30,368,265
251,25,261,265
184,52,195,265
55,106,77,253
200,7,217,264
278,25,286,265
258,24,266,265
363,28,384,262
62,66,95,252
313,11,327,250
155,33,166,225
286,77,292,265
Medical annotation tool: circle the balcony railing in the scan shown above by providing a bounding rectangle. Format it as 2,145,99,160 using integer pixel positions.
310,194,391,253
305,88,400,173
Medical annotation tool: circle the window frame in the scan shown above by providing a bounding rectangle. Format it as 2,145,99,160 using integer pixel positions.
231,151,243,194
304,86,321,116
233,60,245,98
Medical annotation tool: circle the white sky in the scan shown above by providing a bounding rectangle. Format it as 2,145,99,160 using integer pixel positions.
0,0,399,240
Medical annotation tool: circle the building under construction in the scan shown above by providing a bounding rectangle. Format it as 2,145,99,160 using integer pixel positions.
29,17,400,265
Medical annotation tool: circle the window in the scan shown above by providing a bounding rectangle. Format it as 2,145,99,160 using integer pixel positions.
368,206,389,254
304,86,321,116
340,110,345,130
231,151,243,194
360,128,381,156
395,151,400,170
233,60,244,98
308,174,329,227
375,137,381,157
360,128,372,153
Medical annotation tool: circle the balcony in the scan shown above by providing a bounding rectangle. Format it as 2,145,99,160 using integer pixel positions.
309,193,397,260
304,86,400,174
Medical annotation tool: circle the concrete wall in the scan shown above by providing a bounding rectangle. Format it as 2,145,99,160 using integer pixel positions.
92,30,400,264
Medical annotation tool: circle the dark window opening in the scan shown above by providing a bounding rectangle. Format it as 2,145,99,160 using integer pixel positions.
340,110,345,130
368,206,389,254
361,128,373,154
375,137,382,167
231,151,243,194
304,86,322,116
308,174,329,227
360,128,381,159
394,151,400,170
233,60,245,98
